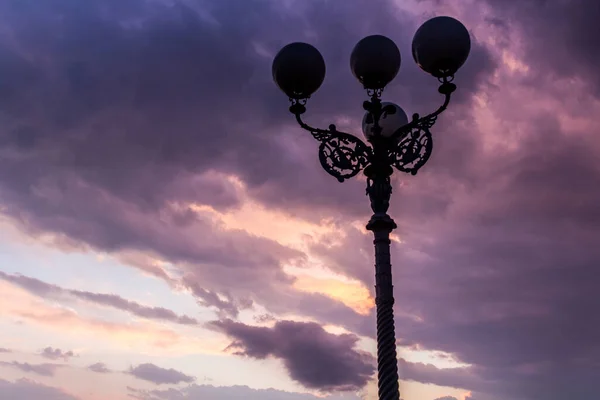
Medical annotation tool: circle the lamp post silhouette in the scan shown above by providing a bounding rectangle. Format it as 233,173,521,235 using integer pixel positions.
272,16,471,400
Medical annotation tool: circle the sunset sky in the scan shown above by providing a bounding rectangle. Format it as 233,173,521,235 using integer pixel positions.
0,1,599,399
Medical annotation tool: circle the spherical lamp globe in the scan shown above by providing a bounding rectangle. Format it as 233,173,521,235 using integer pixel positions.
412,16,471,78
350,35,401,89
272,42,326,99
362,102,409,140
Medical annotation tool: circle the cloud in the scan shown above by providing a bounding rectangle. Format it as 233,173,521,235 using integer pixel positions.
434,397,459,400
1,1,598,400
213,319,374,391
70,291,199,325
294,8,600,393
0,261,373,345
482,0,600,95
0,0,493,325
0,378,79,400
399,360,485,393
0,271,199,325
0,361,63,377
128,363,196,385
318,82,600,400
87,362,111,374
0,281,225,356
127,384,361,400
40,347,76,361
0,348,11,353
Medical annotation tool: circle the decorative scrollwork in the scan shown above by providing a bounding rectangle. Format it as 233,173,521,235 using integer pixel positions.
319,131,371,182
292,108,372,182
366,88,384,99
293,107,336,142
390,123,433,176
419,114,438,129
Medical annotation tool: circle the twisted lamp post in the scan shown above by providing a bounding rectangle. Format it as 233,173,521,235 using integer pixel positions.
272,16,471,400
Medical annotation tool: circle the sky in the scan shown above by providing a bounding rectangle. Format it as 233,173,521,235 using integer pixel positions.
0,0,598,399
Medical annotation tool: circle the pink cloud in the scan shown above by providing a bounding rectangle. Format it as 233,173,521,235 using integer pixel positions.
40,347,76,362
87,363,111,374
0,281,225,355
0,272,199,325
128,363,195,385
0,361,63,377
0,378,78,400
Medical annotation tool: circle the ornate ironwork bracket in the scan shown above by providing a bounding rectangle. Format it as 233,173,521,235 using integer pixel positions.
387,80,456,175
291,100,372,182
288,78,455,179
389,115,433,175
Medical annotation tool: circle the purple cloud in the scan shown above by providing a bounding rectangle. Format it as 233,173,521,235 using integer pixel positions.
213,319,375,391
0,272,198,325
0,361,63,377
399,360,488,393
483,0,600,95
0,378,78,400
70,291,199,325
127,384,361,400
128,363,195,385
87,363,111,374
184,281,243,318
253,314,276,324
317,110,600,399
0,0,492,322
0,1,597,400
40,347,75,361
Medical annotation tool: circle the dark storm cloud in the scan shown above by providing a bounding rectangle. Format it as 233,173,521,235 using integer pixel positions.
128,363,195,385
0,272,199,325
40,347,76,361
483,0,600,94
0,0,495,334
212,319,375,391
0,0,495,226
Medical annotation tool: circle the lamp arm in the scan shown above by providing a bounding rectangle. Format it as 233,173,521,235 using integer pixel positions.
387,81,457,175
290,106,373,182
389,81,455,142
294,112,339,142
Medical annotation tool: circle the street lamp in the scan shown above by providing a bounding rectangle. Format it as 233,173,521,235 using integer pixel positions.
272,16,471,400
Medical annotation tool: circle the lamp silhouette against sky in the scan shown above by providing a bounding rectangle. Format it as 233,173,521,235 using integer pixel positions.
272,16,471,400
